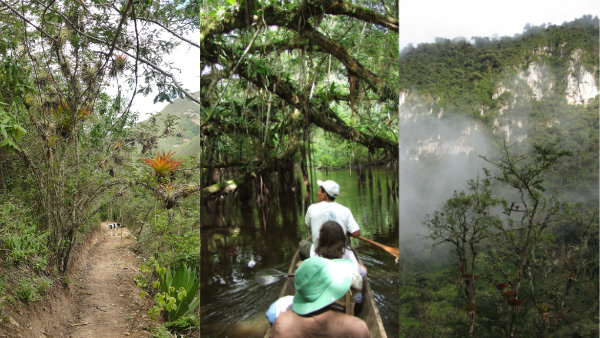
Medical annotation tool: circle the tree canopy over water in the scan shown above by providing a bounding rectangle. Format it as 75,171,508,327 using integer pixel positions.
200,0,399,198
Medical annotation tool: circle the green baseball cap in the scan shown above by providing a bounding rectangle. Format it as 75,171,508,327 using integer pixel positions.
292,257,353,315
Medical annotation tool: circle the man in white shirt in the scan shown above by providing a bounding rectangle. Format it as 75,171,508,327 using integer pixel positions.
299,179,361,258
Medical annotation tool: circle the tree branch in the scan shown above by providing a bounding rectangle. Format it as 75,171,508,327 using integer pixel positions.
44,5,200,105
137,16,199,48
201,1,394,97
203,43,397,154
201,0,398,40
323,0,398,31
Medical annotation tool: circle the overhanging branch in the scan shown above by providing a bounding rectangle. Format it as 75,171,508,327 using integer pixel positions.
202,1,394,98
37,5,201,105
201,0,398,41
203,43,397,155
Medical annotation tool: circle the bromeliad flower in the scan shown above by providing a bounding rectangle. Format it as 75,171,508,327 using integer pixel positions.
140,150,182,180
495,283,509,291
114,54,127,63
162,183,175,196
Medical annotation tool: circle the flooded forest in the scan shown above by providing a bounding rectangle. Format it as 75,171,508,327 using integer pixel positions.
200,0,399,337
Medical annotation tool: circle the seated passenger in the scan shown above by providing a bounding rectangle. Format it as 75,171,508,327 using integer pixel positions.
270,257,368,338
315,220,366,304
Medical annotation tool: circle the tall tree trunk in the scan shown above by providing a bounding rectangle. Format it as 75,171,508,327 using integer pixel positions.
300,143,310,204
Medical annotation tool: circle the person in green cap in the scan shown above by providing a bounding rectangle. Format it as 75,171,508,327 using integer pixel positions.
270,257,369,338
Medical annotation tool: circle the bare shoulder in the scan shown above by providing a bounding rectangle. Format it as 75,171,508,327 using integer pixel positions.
334,312,369,337
271,310,296,336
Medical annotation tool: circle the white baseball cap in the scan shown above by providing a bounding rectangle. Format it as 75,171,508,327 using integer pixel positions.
317,180,339,198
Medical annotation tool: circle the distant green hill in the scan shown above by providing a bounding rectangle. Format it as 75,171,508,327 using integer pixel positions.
399,15,598,200
137,92,200,156
399,15,599,121
173,134,200,157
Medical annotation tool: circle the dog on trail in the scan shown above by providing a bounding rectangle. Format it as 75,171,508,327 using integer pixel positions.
108,222,124,236
108,223,123,236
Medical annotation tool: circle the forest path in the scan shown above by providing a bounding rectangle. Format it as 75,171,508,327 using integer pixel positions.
65,221,153,337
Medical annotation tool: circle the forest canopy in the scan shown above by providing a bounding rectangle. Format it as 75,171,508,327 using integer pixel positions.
397,16,599,338
200,0,399,198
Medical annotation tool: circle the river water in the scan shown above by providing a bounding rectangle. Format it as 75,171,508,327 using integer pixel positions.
200,168,399,337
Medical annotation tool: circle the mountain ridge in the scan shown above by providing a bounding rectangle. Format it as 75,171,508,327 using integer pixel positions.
137,92,200,157
399,15,599,159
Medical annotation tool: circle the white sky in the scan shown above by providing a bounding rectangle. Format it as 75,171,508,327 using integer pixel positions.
399,0,599,50
124,2,598,119
123,36,199,122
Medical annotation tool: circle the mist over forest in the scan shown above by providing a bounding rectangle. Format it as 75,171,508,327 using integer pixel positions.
397,15,599,337
399,109,494,255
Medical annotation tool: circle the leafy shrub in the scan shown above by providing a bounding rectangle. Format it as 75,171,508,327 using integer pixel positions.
36,276,52,295
137,258,200,326
154,263,200,322
164,315,198,333
0,201,49,266
15,276,51,303
168,225,200,270
0,106,27,152
4,231,48,264
0,277,9,322
151,324,173,338
136,208,200,271
31,255,48,273
16,278,40,302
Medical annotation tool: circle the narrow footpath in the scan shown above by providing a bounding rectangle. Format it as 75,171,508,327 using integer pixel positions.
66,222,155,337
2,222,156,337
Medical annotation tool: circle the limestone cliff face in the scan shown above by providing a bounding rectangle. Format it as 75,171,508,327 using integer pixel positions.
400,49,599,160
493,49,598,106
565,51,599,105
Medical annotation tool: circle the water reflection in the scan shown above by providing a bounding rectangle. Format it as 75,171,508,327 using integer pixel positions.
200,168,399,337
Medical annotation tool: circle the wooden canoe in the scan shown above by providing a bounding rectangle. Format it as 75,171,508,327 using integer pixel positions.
264,248,387,338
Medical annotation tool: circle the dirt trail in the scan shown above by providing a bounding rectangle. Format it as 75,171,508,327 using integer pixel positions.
65,221,154,337
2,222,156,337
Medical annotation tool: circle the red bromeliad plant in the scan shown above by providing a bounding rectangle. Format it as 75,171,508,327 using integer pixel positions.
495,283,509,292
140,150,182,181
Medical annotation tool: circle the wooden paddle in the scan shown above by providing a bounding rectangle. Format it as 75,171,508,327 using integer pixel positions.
355,235,399,259
255,268,294,286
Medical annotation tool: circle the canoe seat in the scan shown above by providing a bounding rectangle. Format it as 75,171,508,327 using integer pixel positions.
332,289,355,316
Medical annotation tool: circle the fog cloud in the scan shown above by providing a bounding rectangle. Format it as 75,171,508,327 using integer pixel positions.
399,101,495,257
